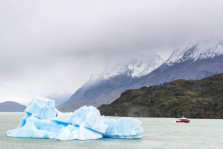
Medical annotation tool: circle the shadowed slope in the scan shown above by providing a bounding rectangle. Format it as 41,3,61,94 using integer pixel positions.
99,73,223,118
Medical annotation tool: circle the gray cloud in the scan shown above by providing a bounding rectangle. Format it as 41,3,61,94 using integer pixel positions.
0,0,223,104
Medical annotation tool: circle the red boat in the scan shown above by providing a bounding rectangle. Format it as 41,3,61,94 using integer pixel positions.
176,117,190,123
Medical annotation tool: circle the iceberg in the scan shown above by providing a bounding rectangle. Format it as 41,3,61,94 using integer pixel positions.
103,118,143,138
25,96,59,119
6,96,143,141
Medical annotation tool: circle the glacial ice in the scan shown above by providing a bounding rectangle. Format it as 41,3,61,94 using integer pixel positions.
6,96,143,141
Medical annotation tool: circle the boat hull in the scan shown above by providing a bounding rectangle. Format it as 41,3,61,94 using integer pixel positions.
176,120,190,123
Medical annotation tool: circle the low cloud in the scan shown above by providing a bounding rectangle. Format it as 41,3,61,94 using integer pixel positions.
0,0,223,104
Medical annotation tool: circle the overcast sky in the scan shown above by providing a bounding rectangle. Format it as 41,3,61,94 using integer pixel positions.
1,0,223,104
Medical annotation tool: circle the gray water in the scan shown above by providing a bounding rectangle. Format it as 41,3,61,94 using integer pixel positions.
0,113,222,149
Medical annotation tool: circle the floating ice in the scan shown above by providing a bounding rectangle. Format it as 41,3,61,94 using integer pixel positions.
6,97,143,141
103,118,143,138
25,96,59,119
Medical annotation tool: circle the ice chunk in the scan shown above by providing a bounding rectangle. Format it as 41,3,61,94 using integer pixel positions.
6,96,143,141
78,126,102,140
25,96,58,119
56,125,79,140
56,125,102,141
7,116,58,139
103,118,143,138
52,113,73,124
70,106,108,134
53,106,108,134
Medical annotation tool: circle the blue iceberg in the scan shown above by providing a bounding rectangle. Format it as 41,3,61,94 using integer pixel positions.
6,96,143,140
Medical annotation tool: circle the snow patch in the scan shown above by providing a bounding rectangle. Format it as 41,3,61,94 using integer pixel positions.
166,40,223,65
103,55,164,79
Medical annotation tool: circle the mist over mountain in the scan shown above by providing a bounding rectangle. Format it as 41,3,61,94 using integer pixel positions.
59,40,223,112
59,55,164,112
47,93,71,107
132,40,223,88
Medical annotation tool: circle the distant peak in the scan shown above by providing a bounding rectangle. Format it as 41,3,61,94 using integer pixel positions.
166,40,223,65
102,55,164,79
85,55,164,87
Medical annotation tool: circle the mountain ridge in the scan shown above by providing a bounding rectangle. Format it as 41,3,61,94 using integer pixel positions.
99,73,223,118
0,101,26,112
59,40,223,112
59,55,164,112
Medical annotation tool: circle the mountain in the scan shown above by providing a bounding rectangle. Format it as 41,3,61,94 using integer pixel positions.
130,40,223,89
60,40,223,112
59,55,164,112
99,73,223,118
0,101,26,112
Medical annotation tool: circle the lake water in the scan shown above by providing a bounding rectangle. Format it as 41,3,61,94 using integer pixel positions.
0,112,222,149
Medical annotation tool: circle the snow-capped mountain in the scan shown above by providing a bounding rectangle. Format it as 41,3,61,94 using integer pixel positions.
166,40,223,65
59,55,164,112
132,40,223,88
59,40,223,112
102,55,164,79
